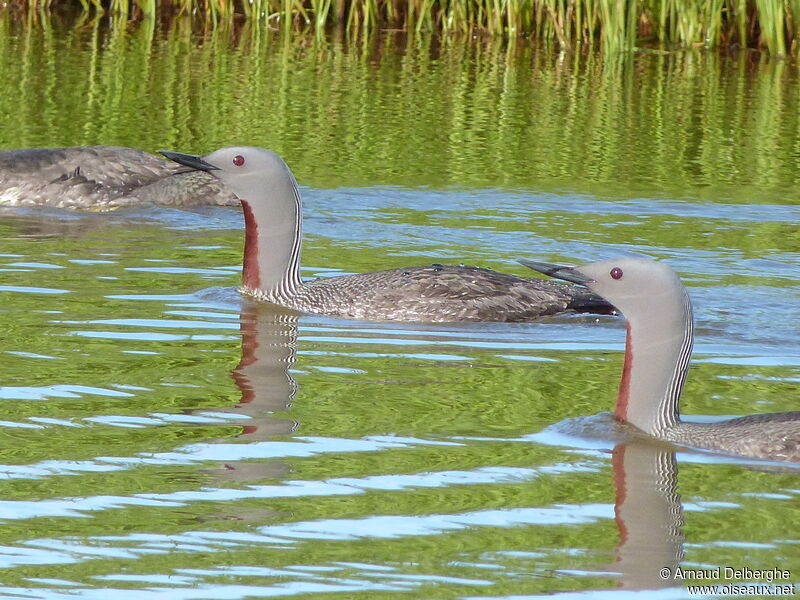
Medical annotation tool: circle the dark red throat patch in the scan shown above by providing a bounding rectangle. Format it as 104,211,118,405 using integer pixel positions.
241,201,261,290
615,323,633,422
611,444,628,552
231,314,259,404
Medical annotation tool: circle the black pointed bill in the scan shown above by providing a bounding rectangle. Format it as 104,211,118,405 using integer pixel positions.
519,259,594,286
158,150,219,172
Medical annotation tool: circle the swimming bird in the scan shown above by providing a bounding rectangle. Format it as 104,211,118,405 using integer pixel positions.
159,145,615,322
0,145,236,210
522,257,800,462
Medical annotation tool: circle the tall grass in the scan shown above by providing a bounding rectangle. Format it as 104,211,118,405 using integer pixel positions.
7,0,800,54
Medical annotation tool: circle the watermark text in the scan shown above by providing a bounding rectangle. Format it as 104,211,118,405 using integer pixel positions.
658,566,795,596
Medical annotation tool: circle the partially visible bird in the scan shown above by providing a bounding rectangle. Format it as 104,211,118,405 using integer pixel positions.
0,145,236,210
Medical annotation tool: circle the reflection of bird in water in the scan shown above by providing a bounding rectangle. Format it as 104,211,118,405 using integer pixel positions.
160,146,616,322
607,437,800,590
0,146,236,210
203,302,300,484
610,440,683,590
524,257,800,462
231,302,300,439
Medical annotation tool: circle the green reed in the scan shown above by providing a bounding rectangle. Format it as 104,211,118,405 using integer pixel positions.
7,0,800,54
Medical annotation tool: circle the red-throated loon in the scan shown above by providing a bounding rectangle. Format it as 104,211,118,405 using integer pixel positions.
523,257,800,462
160,145,615,323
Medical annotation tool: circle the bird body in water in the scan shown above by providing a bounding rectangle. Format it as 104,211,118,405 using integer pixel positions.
247,262,613,322
160,145,615,322
523,257,800,462
0,145,236,210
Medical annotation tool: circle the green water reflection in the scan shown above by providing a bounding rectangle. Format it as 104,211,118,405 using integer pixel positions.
0,211,797,597
0,12,798,600
1,13,800,202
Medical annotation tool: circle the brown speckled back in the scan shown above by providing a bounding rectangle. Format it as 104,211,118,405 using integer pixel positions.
244,264,615,322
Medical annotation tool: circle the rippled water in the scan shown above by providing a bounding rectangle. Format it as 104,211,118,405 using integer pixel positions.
1,12,800,600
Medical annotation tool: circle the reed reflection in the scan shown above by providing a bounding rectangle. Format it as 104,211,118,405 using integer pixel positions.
4,12,799,203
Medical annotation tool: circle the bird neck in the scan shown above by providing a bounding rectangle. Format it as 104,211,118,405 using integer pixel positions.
240,176,304,299
615,288,694,436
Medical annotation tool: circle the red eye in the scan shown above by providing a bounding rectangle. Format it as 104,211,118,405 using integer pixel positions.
610,267,623,280
233,155,245,166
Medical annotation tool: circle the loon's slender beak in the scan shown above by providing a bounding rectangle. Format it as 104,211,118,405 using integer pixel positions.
159,150,219,172
519,259,594,286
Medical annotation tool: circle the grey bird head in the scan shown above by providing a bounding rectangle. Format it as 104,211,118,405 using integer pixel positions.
521,257,686,318
159,146,294,205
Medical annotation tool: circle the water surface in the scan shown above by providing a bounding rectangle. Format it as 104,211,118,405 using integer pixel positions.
0,13,799,599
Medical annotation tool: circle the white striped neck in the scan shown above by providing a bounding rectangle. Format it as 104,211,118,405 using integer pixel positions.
616,283,693,436
239,172,304,300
